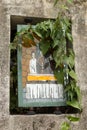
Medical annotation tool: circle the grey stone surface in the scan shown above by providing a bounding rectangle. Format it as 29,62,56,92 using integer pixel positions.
72,3,87,89
9,115,66,130
0,0,87,130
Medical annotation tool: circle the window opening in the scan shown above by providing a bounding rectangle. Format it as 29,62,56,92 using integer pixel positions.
10,15,78,115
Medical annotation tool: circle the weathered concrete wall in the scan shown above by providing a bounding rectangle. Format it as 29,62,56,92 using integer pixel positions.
0,0,87,130
72,2,87,129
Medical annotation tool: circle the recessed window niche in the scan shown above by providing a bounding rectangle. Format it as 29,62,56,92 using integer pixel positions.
10,15,78,115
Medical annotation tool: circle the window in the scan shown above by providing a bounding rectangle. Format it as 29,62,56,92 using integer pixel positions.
10,15,78,115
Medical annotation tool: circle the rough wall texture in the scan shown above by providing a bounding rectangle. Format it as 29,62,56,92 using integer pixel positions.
0,0,87,130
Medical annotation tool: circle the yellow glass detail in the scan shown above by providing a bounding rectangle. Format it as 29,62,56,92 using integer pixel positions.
27,74,57,81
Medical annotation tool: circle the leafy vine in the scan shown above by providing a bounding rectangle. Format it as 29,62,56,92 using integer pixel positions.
10,0,82,129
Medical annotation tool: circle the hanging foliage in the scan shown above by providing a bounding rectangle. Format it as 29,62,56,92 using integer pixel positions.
11,16,81,112
10,0,82,129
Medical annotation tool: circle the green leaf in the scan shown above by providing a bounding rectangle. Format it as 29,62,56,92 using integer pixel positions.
66,33,73,42
68,91,74,101
68,55,75,69
39,40,50,55
56,60,61,68
54,0,59,6
64,18,71,27
53,50,58,62
61,5,69,10
67,116,80,122
53,39,59,48
54,69,64,84
75,86,81,101
69,70,77,81
60,122,70,130
67,100,81,110
65,84,71,92
34,20,53,39
26,33,34,41
33,30,43,38
63,56,69,65
52,39,63,48
67,0,73,4
9,43,17,50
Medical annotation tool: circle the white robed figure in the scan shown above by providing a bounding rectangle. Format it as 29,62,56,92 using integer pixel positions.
29,52,37,74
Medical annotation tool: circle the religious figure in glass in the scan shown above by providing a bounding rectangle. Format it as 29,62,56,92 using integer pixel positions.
29,52,37,74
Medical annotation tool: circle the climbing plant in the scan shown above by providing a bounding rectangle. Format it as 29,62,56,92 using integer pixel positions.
11,15,81,109
10,0,82,129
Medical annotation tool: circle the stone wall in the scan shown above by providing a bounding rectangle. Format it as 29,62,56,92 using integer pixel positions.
0,0,87,130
